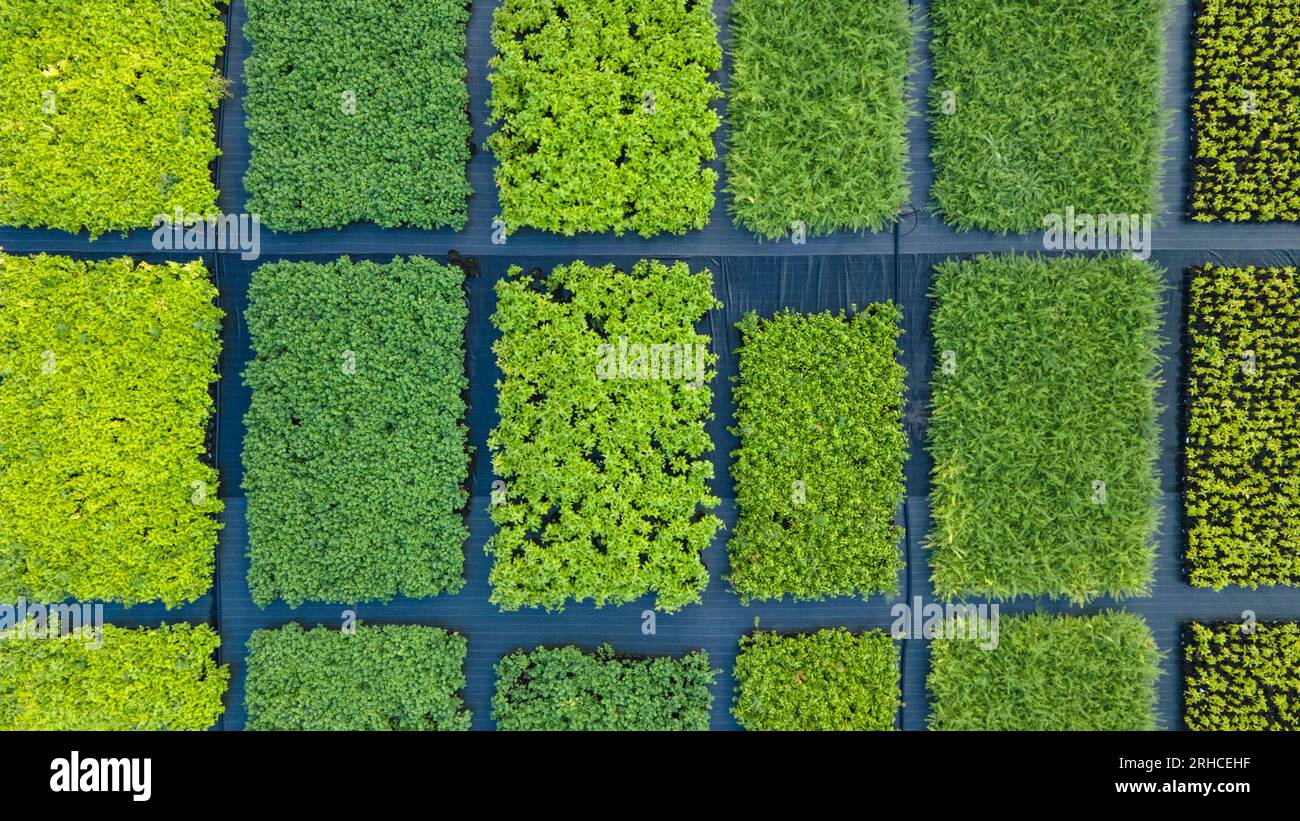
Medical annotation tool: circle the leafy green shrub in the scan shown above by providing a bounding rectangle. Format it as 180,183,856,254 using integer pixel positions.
245,623,470,730
1185,621,1300,730
492,644,715,730
928,0,1165,232
487,260,722,612
0,254,222,606
243,0,472,231
929,612,1161,730
243,257,469,606
486,0,722,237
1191,0,1300,221
732,628,898,731
0,0,226,236
730,309,905,601
726,0,911,239
1185,266,1300,587
927,254,1163,602
0,621,227,730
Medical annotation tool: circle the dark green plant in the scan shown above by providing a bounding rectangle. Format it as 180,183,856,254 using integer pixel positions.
1185,621,1300,730
243,257,469,606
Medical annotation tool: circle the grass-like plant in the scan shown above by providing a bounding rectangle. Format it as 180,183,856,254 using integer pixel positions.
1185,266,1300,587
725,0,911,238
927,254,1163,602
928,0,1166,232
729,308,906,601
243,0,472,231
732,628,899,731
0,254,223,607
243,257,469,606
0,0,227,235
1184,621,1300,730
929,612,1161,730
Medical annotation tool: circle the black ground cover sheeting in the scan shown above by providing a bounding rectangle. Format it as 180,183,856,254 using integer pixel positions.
2,1,1300,730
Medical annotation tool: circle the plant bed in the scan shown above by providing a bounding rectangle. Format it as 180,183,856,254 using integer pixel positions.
242,257,469,606
1190,0,1300,221
0,0,227,235
244,623,470,731
729,308,906,601
243,0,472,231
928,0,1165,232
487,260,722,612
0,254,223,606
929,612,1161,730
1185,266,1300,587
731,628,899,731
492,644,715,730
927,254,1163,602
0,621,227,730
726,0,911,239
1184,621,1300,730
486,0,723,237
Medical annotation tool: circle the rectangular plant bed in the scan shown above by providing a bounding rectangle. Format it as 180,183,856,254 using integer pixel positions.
1191,0,1300,221
0,254,223,607
0,0,227,235
1184,621,1300,730
1185,266,1300,587
732,628,899,731
486,0,723,236
244,623,470,731
928,0,1166,232
487,260,722,612
243,0,472,231
242,257,470,606
730,308,906,601
927,254,1163,602
929,612,1161,730
492,644,715,730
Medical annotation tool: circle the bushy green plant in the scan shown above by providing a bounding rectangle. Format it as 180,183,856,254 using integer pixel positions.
732,628,898,731
0,0,227,235
244,623,470,731
730,309,906,601
492,644,715,730
725,0,911,239
927,254,1163,602
928,0,1166,232
929,612,1161,730
243,0,472,231
0,621,227,730
486,0,723,236
0,254,222,606
243,257,469,606
1191,0,1300,221
1185,621,1300,730
487,260,722,612
1185,266,1300,587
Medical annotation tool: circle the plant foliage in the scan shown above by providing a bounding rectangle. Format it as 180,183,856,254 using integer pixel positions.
1191,0,1300,221
729,308,906,601
928,0,1166,232
0,621,227,730
725,0,911,239
243,257,469,606
927,254,1163,602
1184,621,1300,730
0,254,222,606
492,644,715,730
244,623,471,731
486,0,723,237
1185,266,1300,587
928,612,1161,730
487,260,722,612
243,0,472,231
732,628,899,731
0,0,226,235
